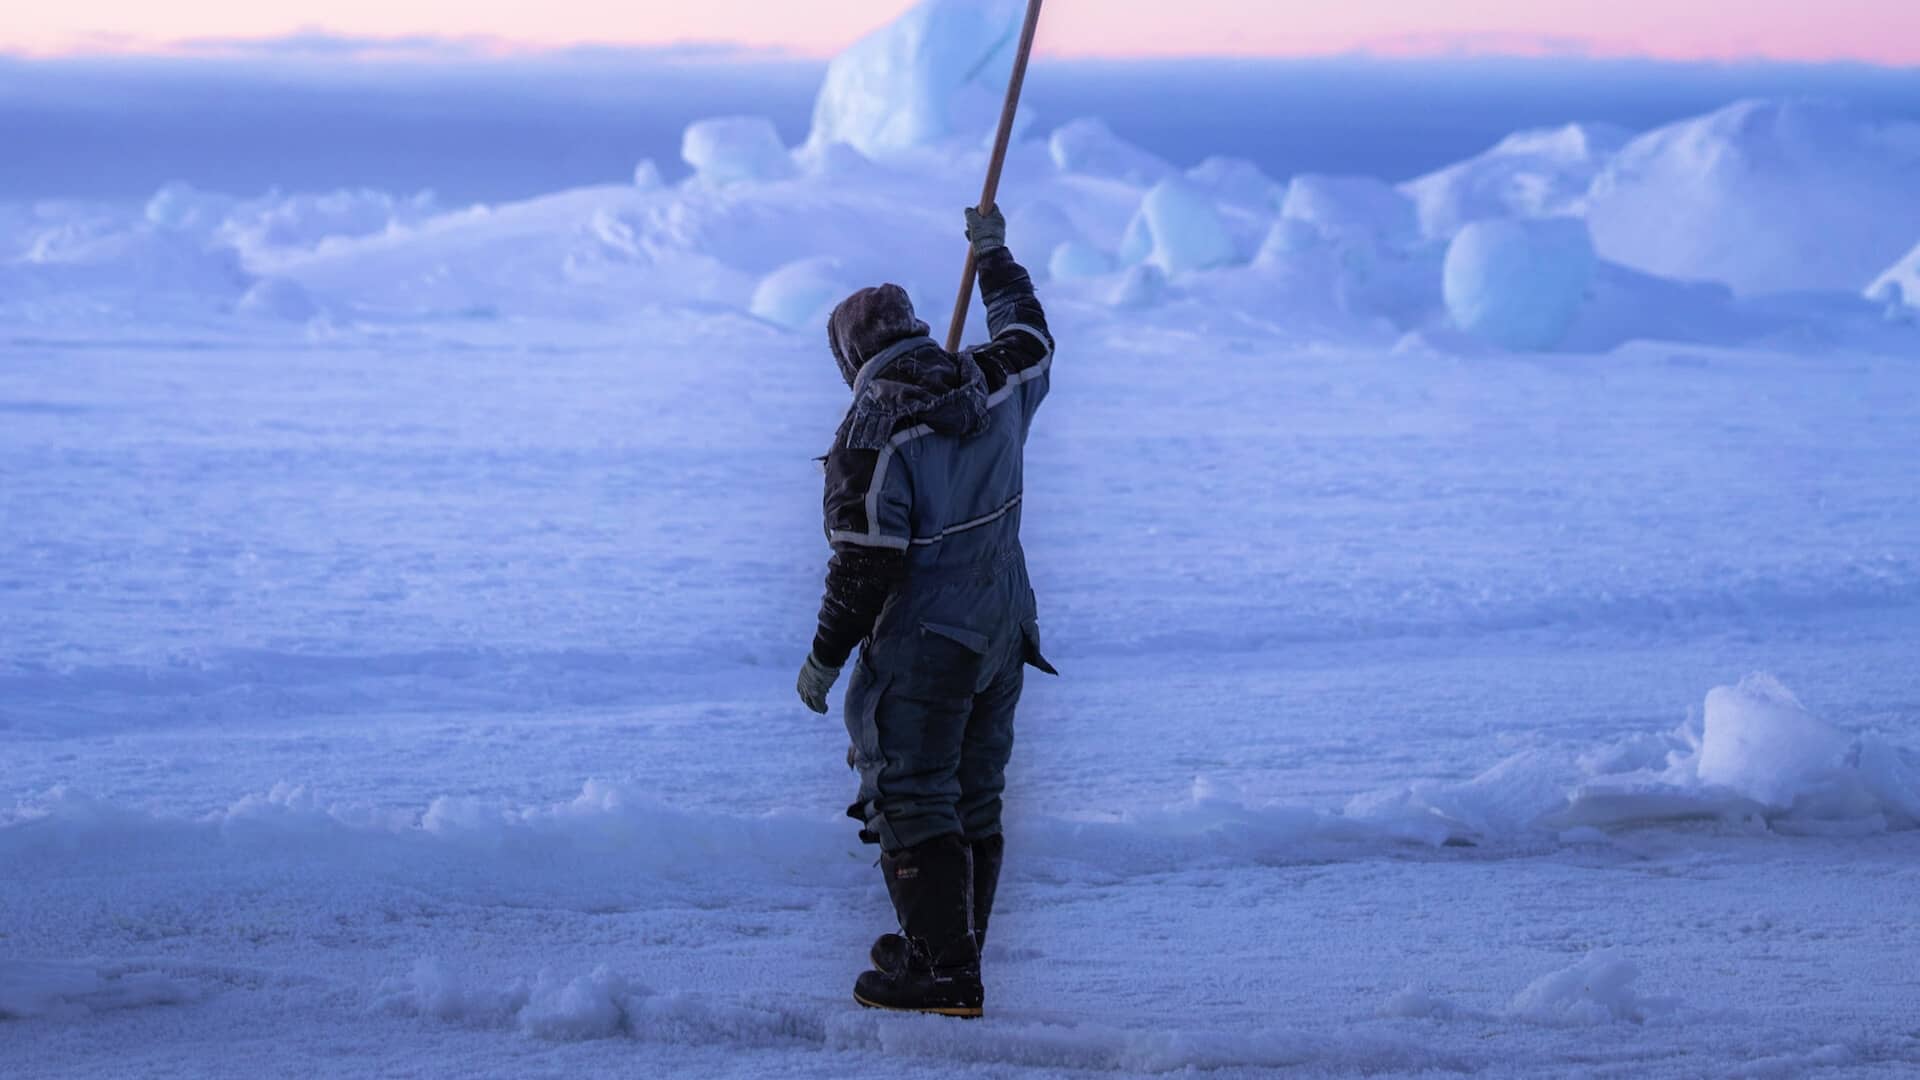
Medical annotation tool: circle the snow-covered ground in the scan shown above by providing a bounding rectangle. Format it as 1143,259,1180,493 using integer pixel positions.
5,2,1920,1076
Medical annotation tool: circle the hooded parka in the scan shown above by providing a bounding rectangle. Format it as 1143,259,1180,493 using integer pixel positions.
812,245,1056,852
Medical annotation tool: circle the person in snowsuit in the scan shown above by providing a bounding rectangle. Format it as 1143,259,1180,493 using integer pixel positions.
796,205,1055,1018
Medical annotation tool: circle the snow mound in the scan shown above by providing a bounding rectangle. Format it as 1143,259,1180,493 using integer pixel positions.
1505,950,1673,1026
1119,178,1237,274
1347,674,1920,844
1443,218,1597,350
1253,210,1443,330
219,188,437,256
1005,200,1081,277
1571,675,1920,837
1586,99,1920,295
1187,155,1283,210
1695,674,1898,815
805,0,1023,158
1049,240,1114,280
1048,118,1175,185
750,257,851,330
2,221,252,313
377,958,810,1045
0,961,192,1019
1869,241,1919,311
235,277,321,321
1403,123,1632,238
682,116,796,186
145,182,237,232
1281,175,1420,249
1109,263,1168,309
380,959,1450,1072
795,139,877,180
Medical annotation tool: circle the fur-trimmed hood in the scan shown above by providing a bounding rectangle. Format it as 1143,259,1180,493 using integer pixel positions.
828,285,989,451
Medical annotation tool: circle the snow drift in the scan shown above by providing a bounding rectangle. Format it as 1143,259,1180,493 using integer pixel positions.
1870,241,1920,312
1351,674,1920,846
1403,123,1632,238
1048,118,1175,185
0,961,192,1020
1503,950,1674,1027
682,116,797,186
6,677,1913,880
1585,99,1920,296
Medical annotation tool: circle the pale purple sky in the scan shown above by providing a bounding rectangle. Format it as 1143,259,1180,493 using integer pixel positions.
11,0,1920,65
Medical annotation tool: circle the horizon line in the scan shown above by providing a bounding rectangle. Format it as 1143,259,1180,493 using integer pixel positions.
7,28,1920,70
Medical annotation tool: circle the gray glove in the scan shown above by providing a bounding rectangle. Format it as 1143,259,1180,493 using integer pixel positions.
965,205,1006,258
796,653,842,714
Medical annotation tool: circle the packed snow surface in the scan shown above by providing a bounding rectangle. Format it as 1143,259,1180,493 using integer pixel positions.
4,3,1920,1075
4,321,1918,1077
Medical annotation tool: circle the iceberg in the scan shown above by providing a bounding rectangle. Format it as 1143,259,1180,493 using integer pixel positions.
804,0,1024,158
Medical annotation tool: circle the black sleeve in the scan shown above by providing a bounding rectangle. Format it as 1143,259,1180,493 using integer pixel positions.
811,544,904,668
812,438,908,668
970,246,1053,391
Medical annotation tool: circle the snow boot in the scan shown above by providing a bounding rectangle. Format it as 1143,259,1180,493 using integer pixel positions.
870,833,1003,976
853,834,983,1018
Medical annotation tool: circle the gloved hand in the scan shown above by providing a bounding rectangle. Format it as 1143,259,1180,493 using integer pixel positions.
965,204,1006,257
796,653,842,714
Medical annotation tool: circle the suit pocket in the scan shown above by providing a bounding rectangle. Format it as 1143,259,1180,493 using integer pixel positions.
903,621,989,700
843,659,889,767
1020,619,1059,675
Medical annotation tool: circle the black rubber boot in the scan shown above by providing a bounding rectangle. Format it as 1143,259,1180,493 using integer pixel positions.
970,832,1005,947
853,834,983,1017
870,833,1004,976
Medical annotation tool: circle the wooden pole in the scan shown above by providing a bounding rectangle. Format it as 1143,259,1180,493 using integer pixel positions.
944,0,1046,353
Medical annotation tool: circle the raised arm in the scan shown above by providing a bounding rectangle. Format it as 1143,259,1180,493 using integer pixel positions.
964,207,1053,389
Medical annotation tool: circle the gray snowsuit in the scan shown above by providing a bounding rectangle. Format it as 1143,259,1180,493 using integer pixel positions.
812,246,1055,853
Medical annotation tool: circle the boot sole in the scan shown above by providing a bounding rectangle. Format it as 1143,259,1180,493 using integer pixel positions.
853,990,982,1019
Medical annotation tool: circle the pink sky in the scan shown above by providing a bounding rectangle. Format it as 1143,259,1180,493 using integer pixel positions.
10,0,1920,65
